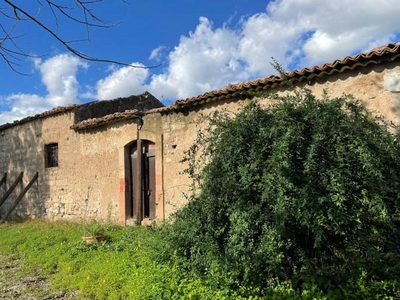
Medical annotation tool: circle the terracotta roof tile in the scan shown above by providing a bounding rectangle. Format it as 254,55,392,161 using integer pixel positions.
150,42,400,114
71,110,143,131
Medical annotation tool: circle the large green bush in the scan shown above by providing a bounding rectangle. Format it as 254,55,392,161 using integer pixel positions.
171,89,400,298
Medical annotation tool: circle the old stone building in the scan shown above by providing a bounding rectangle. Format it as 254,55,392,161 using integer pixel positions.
1,42,400,225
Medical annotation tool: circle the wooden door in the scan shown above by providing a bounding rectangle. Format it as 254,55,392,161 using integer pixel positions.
129,141,156,221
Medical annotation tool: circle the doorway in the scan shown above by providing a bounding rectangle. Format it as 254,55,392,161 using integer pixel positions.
129,140,156,221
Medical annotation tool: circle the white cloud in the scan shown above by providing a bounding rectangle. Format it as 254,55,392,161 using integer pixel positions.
265,0,400,65
149,46,166,62
238,12,297,75
148,17,247,100
0,94,47,124
95,63,149,100
40,54,87,106
0,54,87,124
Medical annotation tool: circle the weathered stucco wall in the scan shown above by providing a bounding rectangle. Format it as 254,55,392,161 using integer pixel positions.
0,115,46,218
1,60,400,224
157,100,248,218
0,111,134,223
305,63,400,126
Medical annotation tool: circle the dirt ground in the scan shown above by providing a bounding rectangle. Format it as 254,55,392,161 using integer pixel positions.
0,255,78,300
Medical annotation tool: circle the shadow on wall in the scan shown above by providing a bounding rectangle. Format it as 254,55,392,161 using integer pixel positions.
0,118,49,221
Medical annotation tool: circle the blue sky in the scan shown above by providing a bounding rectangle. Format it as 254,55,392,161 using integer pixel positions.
1,0,400,124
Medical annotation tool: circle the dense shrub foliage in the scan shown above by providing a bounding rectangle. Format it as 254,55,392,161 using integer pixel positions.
171,90,400,298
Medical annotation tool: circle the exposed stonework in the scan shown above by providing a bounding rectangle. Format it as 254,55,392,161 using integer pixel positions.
1,43,400,225
74,92,163,123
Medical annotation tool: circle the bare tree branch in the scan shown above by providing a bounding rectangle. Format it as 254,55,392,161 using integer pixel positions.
0,0,159,73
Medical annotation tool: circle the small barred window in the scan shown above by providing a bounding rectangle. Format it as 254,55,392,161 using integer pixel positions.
45,143,58,168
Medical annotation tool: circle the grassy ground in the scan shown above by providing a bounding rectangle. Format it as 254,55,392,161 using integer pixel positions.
0,220,236,300
0,220,83,299
0,220,173,299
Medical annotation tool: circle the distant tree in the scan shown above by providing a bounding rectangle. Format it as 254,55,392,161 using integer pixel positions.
1,0,151,73
171,89,400,298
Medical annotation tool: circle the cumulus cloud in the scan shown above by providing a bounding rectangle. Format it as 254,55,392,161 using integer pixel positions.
0,54,87,123
148,17,247,100
95,63,149,100
40,54,88,106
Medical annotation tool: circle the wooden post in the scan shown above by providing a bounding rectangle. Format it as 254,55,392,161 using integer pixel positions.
0,172,23,208
0,173,6,188
0,172,38,224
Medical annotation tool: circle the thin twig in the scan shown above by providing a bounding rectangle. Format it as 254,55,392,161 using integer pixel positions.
1,0,160,72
